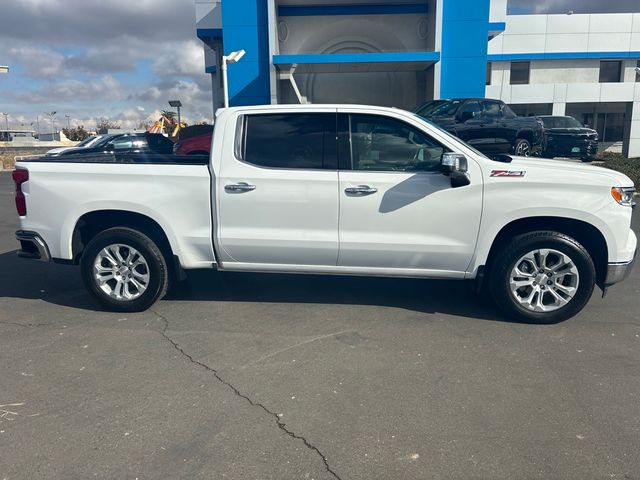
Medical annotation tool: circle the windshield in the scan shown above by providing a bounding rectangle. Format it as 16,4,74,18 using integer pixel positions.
414,100,445,117
541,116,583,129
412,114,489,160
76,135,103,147
416,100,463,118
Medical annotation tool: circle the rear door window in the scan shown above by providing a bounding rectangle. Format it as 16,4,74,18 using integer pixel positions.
243,113,337,169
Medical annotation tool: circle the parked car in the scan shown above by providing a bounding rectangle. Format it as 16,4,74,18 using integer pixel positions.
45,133,174,157
537,115,599,162
46,134,108,156
12,104,636,324
173,125,214,156
414,98,544,157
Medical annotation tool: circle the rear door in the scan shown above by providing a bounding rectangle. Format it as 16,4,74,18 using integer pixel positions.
216,110,340,266
337,110,483,274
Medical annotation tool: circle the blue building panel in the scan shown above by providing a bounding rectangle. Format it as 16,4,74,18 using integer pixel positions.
278,4,429,17
221,0,271,106
273,52,441,65
440,0,491,99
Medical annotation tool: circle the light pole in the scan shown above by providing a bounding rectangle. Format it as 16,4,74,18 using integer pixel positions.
222,49,246,108
45,111,57,140
65,114,71,131
1,112,8,142
168,100,182,130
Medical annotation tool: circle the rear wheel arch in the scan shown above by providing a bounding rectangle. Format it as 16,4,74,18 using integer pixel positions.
71,210,182,279
484,217,608,286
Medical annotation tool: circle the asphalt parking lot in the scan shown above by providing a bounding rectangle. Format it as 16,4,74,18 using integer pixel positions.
1,170,639,480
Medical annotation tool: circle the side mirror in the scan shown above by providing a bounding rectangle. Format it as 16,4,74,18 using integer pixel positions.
441,153,471,188
105,143,115,152
584,124,591,128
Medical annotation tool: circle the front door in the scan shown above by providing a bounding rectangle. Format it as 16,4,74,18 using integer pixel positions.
217,111,339,266
337,112,483,274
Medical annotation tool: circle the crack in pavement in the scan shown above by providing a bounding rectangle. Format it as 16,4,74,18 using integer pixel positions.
150,309,342,480
0,321,52,328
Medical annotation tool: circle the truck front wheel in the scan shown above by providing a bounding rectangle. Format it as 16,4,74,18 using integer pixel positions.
488,231,596,324
514,138,532,156
80,227,169,312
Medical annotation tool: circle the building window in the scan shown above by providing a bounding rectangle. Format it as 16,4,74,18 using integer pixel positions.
599,61,622,83
486,62,492,86
636,60,640,82
510,61,530,85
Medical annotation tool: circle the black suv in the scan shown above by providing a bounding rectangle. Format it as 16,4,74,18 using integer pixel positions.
537,116,598,162
414,99,543,157
46,133,174,157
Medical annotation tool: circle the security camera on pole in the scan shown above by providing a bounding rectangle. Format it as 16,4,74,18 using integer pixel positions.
222,50,246,108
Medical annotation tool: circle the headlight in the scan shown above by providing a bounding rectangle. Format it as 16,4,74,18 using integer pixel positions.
611,187,636,207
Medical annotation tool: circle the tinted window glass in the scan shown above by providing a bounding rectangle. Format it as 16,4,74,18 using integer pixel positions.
599,61,622,83
483,101,502,117
459,101,483,121
349,114,446,172
510,61,530,85
541,116,583,128
486,62,492,86
637,60,640,82
244,113,336,169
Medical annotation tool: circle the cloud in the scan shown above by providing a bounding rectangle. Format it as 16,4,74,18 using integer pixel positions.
12,76,123,104
0,0,215,126
0,0,197,47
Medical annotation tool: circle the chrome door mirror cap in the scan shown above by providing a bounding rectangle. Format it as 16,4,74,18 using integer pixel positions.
441,152,468,175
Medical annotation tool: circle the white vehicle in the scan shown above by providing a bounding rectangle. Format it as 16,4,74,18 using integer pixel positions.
45,134,108,156
12,105,636,323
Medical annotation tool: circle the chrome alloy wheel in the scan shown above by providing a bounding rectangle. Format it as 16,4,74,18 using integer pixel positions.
93,244,150,301
515,141,531,156
509,248,579,313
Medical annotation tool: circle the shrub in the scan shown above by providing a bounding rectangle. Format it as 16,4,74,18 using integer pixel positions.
600,157,640,187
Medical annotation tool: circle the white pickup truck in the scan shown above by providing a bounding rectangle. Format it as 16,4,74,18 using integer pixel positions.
12,104,636,323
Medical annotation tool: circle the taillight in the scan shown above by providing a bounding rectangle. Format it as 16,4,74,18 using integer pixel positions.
12,168,29,216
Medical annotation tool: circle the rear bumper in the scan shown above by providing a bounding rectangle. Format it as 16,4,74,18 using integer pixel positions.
604,250,636,286
15,230,51,262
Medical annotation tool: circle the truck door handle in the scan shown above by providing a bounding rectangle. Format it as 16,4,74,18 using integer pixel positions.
225,182,256,193
345,185,377,196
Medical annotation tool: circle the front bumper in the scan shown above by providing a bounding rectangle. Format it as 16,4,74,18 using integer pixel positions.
543,137,598,158
15,230,51,262
604,250,636,286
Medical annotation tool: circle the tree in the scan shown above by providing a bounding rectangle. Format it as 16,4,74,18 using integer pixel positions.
160,110,177,123
62,125,90,142
96,117,121,134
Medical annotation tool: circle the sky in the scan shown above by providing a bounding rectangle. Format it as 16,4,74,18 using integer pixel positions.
0,0,212,133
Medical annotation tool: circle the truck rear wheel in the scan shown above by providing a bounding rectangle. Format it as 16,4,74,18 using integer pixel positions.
80,227,169,312
488,231,595,324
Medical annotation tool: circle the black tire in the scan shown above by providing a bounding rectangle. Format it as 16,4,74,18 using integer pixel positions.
581,157,593,163
80,227,169,312
514,138,532,157
487,231,595,324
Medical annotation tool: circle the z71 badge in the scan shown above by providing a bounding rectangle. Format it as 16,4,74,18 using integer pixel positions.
490,170,526,177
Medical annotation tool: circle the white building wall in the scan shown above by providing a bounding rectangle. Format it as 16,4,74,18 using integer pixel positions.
487,11,640,157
